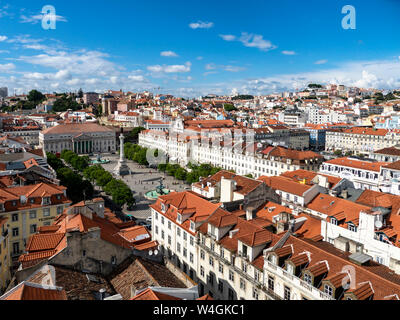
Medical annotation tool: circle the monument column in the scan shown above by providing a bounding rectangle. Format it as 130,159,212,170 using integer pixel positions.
113,134,130,176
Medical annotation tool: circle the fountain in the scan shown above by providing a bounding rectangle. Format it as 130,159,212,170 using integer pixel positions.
90,154,110,165
145,177,171,200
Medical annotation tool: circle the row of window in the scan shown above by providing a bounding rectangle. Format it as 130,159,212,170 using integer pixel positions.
10,207,63,222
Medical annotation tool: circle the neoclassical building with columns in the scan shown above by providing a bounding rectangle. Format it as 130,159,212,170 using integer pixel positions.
39,123,116,155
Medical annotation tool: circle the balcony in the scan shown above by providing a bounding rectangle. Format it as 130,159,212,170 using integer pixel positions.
283,269,294,281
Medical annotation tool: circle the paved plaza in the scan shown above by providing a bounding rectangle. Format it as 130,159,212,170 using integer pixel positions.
91,154,191,220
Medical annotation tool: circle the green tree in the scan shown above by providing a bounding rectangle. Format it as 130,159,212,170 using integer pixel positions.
166,163,179,176
308,83,323,89
70,155,89,172
232,95,254,100
46,152,63,171
53,96,81,112
127,127,146,142
186,171,200,184
174,167,187,181
96,171,113,187
78,88,83,99
334,150,343,156
224,104,238,112
56,167,93,203
61,150,76,163
27,90,45,104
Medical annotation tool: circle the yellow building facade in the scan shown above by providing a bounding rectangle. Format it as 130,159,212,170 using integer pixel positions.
0,183,71,293
0,217,10,294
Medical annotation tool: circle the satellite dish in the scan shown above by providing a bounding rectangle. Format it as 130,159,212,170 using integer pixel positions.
154,250,159,255
149,250,153,256
375,220,383,229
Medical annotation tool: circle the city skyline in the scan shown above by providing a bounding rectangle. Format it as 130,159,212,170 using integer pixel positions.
1,0,400,97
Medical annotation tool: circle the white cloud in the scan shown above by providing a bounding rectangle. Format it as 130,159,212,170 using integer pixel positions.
23,44,49,51
54,69,71,80
128,75,146,82
66,78,80,86
110,76,118,84
220,32,277,52
205,63,216,70
23,72,50,80
19,50,119,76
0,35,7,42
315,59,328,65
0,63,15,72
7,35,44,44
85,78,99,85
223,65,245,72
239,33,277,51
237,59,400,94
168,58,400,97
0,5,11,18
160,51,178,57
147,62,191,74
203,71,218,76
189,21,214,29
205,63,245,73
20,14,67,24
282,50,296,55
219,34,236,41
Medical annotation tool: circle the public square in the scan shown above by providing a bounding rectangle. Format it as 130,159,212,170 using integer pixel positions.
91,154,191,221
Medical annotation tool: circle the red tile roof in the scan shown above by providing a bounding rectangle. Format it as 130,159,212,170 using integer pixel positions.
324,157,388,172
1,282,67,300
258,176,314,196
307,193,371,223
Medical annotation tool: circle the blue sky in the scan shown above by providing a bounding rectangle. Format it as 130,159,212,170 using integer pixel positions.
0,0,400,97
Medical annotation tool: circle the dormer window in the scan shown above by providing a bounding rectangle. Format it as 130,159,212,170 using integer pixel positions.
190,221,195,231
286,263,294,274
42,197,50,205
56,194,62,200
177,214,182,224
348,223,357,232
30,198,35,204
242,244,248,258
161,203,166,212
0,203,4,212
324,284,333,297
304,273,312,285
12,200,17,207
269,254,277,265
331,218,338,226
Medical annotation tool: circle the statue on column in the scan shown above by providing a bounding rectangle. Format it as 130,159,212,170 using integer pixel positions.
113,134,131,176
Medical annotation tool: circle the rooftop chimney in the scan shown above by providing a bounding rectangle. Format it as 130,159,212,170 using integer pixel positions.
99,288,106,300
245,207,256,221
